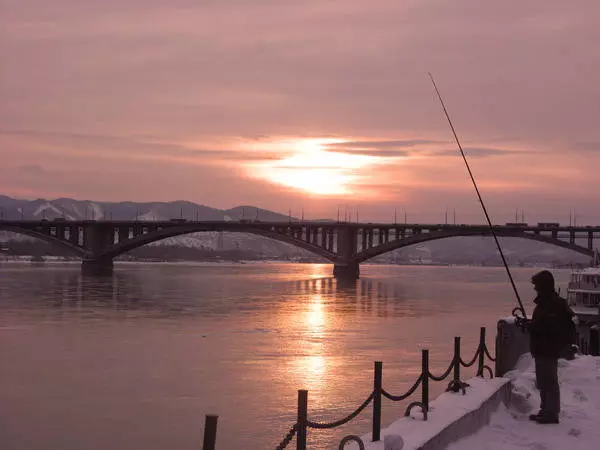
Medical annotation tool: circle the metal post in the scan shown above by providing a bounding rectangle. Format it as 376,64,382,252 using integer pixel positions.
478,327,486,376
297,390,308,450
372,361,382,441
453,336,461,382
422,349,429,412
590,326,599,356
202,415,218,450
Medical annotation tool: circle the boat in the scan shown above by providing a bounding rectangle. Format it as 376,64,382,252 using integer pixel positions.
567,252,600,323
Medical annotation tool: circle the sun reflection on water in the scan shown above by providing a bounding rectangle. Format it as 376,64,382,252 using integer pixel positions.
306,294,326,333
305,354,326,379
286,292,332,392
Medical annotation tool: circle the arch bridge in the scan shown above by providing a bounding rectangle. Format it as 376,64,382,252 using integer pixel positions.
1,220,598,278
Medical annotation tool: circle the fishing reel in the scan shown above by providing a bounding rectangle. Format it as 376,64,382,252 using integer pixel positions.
512,307,530,330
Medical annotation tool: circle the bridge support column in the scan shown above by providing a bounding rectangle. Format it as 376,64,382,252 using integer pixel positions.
333,261,360,279
333,227,359,279
81,258,114,275
81,223,116,275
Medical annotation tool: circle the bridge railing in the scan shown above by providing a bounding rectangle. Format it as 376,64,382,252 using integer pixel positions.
201,326,496,450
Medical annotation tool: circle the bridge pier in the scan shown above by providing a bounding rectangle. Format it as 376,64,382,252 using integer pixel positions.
81,258,114,275
333,226,359,279
333,261,360,280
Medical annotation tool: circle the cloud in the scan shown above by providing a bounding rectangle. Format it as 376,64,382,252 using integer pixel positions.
1,0,600,220
573,142,600,153
16,164,47,175
326,139,439,150
0,129,278,165
323,139,440,158
427,146,534,158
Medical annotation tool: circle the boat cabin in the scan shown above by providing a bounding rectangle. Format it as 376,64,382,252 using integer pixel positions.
567,269,600,309
568,291,600,308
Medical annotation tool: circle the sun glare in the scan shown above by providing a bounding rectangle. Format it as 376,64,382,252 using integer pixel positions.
245,138,381,196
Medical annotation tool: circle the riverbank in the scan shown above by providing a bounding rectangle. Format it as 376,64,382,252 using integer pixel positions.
351,354,600,450
448,354,600,450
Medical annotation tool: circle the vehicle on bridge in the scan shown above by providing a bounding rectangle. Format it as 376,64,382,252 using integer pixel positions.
537,222,560,228
169,218,188,223
505,222,528,227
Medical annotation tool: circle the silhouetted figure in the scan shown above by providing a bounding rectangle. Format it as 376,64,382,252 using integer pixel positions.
527,270,574,424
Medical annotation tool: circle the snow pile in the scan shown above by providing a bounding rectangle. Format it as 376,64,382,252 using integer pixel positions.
353,377,510,450
138,210,165,221
448,354,600,450
89,203,104,220
33,202,65,218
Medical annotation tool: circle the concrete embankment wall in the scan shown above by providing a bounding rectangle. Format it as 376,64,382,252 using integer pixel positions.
353,319,529,450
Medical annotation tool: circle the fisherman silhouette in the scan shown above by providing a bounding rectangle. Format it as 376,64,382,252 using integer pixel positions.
527,270,574,424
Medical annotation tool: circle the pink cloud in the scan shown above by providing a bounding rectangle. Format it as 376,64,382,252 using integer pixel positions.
1,1,600,222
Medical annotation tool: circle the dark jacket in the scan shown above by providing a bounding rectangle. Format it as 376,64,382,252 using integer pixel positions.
529,291,574,359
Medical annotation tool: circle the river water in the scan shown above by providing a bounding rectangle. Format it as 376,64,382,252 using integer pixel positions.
0,262,570,449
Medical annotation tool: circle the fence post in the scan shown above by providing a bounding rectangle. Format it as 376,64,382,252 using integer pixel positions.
297,390,308,450
422,349,429,412
590,326,599,356
478,327,486,376
372,361,382,442
202,415,218,450
453,336,461,382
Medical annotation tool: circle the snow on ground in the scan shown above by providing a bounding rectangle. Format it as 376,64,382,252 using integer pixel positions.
33,202,63,217
90,203,104,220
448,354,600,450
138,209,166,221
355,377,510,450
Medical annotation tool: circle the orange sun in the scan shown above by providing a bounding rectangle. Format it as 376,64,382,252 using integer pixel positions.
245,138,379,195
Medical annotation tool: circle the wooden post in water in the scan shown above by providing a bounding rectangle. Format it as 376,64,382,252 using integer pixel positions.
202,415,218,450
297,390,308,450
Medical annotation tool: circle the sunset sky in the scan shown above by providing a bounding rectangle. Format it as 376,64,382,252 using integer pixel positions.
2,1,600,223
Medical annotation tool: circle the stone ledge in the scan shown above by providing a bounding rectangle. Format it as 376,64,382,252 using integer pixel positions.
347,377,511,450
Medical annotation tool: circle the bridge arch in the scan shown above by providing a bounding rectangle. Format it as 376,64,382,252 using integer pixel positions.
98,225,338,262
0,224,86,257
355,229,595,262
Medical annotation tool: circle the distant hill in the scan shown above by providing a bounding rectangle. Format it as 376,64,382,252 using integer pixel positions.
0,196,293,222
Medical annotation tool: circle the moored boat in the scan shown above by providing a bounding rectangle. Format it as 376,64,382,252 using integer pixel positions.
567,262,600,323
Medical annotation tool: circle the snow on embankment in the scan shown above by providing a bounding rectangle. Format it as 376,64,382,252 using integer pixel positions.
350,354,599,450
447,354,600,450
349,377,511,450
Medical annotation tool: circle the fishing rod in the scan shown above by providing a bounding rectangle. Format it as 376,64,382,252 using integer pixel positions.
428,72,527,320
